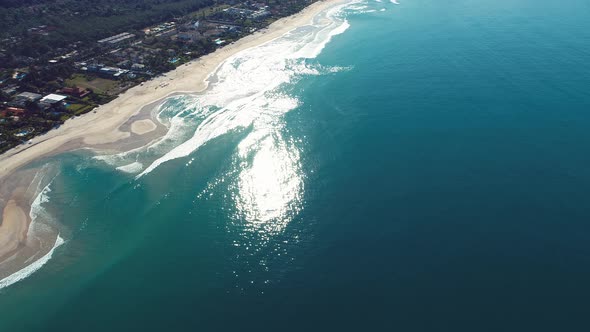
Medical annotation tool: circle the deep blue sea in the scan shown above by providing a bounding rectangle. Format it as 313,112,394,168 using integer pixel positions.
1,0,590,330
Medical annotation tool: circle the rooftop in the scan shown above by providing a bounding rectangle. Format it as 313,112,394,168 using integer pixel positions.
16,92,43,101
98,32,135,44
41,94,68,104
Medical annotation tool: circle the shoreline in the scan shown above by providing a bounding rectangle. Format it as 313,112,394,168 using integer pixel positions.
0,0,346,285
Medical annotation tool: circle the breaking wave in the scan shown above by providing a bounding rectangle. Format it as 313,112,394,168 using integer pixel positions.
136,5,353,178
0,235,64,290
93,0,360,236
0,175,63,291
116,161,144,174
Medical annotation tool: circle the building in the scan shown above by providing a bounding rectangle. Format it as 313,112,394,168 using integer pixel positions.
177,31,202,43
116,60,132,69
98,66,129,79
40,94,67,105
83,64,129,79
131,63,146,71
98,32,135,46
14,128,34,137
143,22,176,36
12,72,28,80
0,107,25,117
15,92,42,102
61,87,91,98
224,7,256,18
203,29,224,38
1,86,18,96
10,92,43,107
251,9,270,19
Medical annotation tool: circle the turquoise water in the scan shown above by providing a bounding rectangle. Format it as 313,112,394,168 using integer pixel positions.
2,0,590,330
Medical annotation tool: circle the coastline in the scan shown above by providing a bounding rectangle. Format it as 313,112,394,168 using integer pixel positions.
0,0,346,285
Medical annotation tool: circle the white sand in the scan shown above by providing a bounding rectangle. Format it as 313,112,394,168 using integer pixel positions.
0,201,27,259
131,119,157,135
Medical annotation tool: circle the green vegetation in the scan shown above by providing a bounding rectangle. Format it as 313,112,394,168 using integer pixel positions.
1,0,214,59
68,104,94,116
66,74,118,95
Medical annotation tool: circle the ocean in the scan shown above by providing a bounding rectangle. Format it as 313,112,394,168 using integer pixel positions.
1,0,590,330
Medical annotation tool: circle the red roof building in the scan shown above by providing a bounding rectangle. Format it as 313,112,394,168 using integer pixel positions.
60,87,91,98
0,107,26,117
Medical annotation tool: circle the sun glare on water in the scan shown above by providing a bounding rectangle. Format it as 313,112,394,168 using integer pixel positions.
234,129,304,234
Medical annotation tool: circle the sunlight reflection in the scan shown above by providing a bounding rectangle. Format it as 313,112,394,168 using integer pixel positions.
234,129,303,235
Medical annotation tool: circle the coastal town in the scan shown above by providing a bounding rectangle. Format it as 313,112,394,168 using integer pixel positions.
0,0,316,154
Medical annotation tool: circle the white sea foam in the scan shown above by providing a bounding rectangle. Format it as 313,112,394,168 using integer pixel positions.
348,5,369,11
0,235,64,290
27,173,57,244
1,177,63,291
0,0,362,291
116,161,144,174
93,95,208,170
136,1,354,179
344,1,382,15
88,1,359,243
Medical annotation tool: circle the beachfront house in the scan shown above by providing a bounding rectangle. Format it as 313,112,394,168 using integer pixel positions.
10,92,43,108
60,87,91,98
39,94,67,109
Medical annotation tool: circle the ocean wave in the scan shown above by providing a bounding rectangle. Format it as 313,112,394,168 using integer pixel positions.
116,161,144,174
136,1,354,179
344,0,396,15
92,95,210,170
89,1,359,246
348,4,369,11
0,235,64,290
27,172,58,244
346,1,384,14
90,1,358,176
0,170,65,291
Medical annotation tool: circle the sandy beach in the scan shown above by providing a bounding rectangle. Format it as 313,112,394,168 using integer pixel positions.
0,201,27,259
0,0,344,282
131,119,157,135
